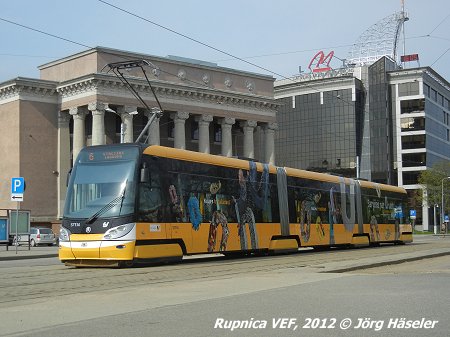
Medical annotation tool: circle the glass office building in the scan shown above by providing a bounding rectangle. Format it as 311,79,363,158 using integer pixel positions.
274,57,450,231
275,77,364,177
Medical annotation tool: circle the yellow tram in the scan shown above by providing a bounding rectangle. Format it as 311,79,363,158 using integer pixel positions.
59,144,412,267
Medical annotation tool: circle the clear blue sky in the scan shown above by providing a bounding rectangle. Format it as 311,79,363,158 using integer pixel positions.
1,0,449,82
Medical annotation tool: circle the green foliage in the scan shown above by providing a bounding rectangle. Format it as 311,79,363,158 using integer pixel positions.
416,161,450,209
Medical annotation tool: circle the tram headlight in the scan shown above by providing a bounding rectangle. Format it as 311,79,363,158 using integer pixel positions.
59,227,71,242
103,223,134,240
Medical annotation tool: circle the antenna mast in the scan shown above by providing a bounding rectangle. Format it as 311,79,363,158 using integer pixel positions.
401,0,407,67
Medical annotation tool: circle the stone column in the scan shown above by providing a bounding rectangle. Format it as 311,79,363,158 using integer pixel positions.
219,117,235,157
117,105,137,143
88,102,106,146
145,110,160,145
69,106,87,164
240,120,257,159
171,111,189,149
57,111,71,218
264,122,277,165
196,114,213,153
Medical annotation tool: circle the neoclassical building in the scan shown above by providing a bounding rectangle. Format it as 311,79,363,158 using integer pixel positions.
0,47,278,226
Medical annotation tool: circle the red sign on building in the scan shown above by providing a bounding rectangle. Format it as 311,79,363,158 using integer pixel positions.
401,54,419,62
308,51,334,73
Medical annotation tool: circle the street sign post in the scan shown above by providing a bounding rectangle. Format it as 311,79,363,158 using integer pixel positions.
442,215,450,235
11,177,25,254
410,210,416,232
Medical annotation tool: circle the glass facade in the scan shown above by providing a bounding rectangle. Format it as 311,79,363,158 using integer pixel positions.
398,81,420,96
368,57,396,184
400,116,425,132
275,83,364,177
424,100,450,159
402,152,426,167
400,99,425,114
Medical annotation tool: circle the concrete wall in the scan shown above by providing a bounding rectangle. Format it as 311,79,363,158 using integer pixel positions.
0,100,20,210
19,101,58,220
39,50,99,82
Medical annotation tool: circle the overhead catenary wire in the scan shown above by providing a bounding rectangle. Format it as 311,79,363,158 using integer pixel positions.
0,17,92,49
94,0,449,109
1,3,449,79
0,11,443,172
214,34,431,63
431,47,450,67
427,13,450,36
0,8,447,127
424,13,450,67
1,5,445,176
0,15,275,97
0,33,439,65
0,15,267,102
0,11,446,107
97,0,291,81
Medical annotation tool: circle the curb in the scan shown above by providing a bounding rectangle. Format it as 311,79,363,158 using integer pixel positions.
0,253,58,262
323,251,450,273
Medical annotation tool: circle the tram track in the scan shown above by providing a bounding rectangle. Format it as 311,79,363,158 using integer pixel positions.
0,239,448,305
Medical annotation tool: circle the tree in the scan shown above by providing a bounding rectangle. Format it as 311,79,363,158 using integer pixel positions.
416,161,450,216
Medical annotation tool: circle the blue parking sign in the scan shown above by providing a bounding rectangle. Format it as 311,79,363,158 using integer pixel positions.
11,177,25,201
11,177,25,194
410,210,416,219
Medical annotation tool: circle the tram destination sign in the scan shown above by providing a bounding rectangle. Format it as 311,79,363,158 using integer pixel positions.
78,146,140,163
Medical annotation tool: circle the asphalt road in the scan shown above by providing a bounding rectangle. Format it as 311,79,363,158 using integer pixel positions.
0,236,449,337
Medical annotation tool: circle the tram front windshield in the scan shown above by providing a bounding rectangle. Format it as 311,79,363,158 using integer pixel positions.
64,160,137,219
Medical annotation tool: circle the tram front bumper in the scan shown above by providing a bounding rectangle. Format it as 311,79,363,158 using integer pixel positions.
59,240,135,261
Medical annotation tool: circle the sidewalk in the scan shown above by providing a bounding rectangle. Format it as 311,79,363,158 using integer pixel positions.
0,245,58,261
319,246,450,273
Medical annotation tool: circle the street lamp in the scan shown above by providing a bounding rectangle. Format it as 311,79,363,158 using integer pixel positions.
440,176,450,234
105,107,138,143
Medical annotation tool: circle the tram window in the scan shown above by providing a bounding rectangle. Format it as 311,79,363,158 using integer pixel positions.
287,186,297,223
329,187,342,225
268,177,279,223
361,189,406,225
138,171,163,222
153,157,279,224
289,177,341,225
176,170,238,224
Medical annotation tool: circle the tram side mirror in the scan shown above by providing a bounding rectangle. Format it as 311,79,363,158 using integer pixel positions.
140,165,150,183
66,168,72,187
